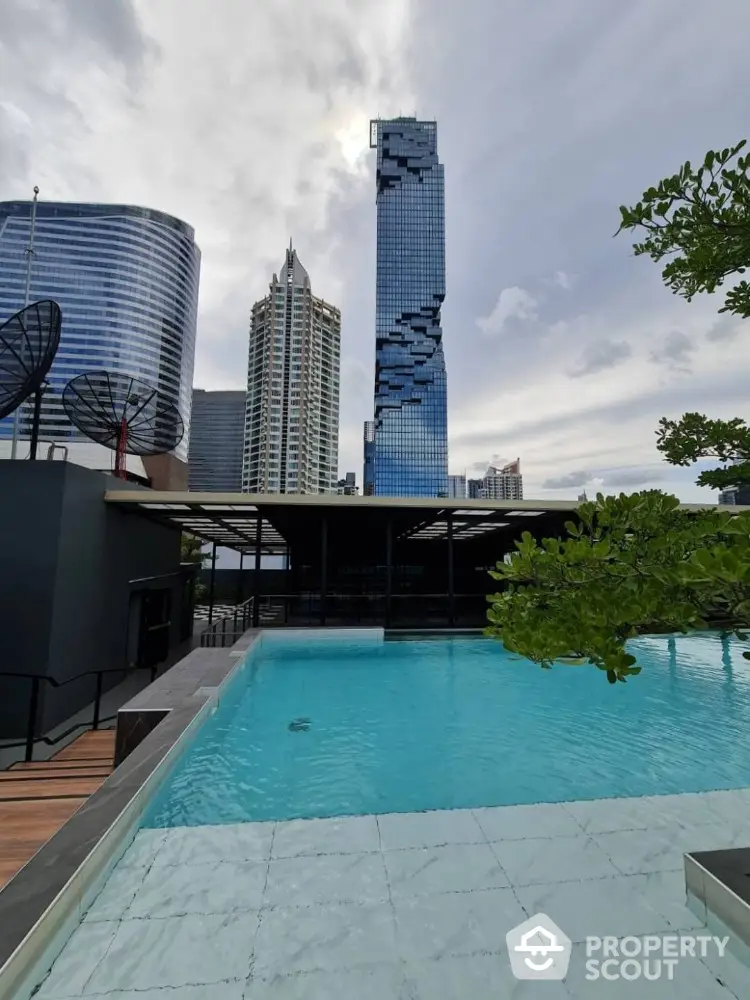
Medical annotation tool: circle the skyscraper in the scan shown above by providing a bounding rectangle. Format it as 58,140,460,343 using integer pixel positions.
188,389,246,491
367,117,448,497
448,474,467,498
242,244,340,494
471,460,523,500
363,420,375,495
0,202,200,472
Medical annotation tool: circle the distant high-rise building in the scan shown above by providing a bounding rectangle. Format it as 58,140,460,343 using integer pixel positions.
448,474,467,498
470,460,523,500
188,389,246,491
336,472,358,495
0,200,200,476
368,117,447,497
578,491,589,502
719,485,750,505
363,420,376,495
242,243,341,494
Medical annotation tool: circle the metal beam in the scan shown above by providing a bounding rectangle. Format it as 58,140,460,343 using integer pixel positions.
385,513,393,628
447,512,455,627
252,512,262,627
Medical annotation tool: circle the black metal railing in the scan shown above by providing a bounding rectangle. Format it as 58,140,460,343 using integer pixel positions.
235,593,490,629
0,663,160,762
199,597,255,647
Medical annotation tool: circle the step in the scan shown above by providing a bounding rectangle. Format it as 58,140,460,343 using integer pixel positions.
0,777,106,802
0,767,111,781
9,760,113,771
51,750,114,763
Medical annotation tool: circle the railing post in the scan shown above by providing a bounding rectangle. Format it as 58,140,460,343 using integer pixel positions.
25,677,41,762
222,617,227,647
234,606,238,638
92,672,104,730
208,542,217,625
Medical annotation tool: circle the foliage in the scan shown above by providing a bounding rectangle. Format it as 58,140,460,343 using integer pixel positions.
486,491,750,683
181,533,206,565
617,140,750,318
657,412,750,491
181,534,207,602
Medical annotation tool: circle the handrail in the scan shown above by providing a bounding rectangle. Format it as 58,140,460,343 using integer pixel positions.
0,664,157,685
0,663,160,763
200,596,255,648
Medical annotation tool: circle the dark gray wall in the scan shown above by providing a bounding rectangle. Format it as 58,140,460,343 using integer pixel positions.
0,461,183,739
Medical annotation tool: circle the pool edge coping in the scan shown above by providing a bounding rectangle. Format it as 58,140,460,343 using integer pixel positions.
0,630,262,1000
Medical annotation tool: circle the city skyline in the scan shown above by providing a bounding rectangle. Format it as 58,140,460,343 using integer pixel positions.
2,1,749,500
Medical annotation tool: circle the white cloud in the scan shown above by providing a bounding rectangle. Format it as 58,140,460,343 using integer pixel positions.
3,0,750,494
476,287,538,336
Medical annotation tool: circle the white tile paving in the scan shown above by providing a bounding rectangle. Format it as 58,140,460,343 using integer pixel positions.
272,814,380,858
32,790,750,999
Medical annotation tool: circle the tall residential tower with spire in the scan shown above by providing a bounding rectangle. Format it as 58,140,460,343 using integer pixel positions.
242,243,341,494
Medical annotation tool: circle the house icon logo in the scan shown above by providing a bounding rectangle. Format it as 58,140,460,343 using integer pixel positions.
506,913,572,980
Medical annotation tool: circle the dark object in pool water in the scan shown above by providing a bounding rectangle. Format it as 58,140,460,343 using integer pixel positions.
288,717,312,732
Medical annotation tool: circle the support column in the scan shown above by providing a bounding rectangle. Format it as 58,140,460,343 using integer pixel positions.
320,515,328,627
252,513,261,627
284,543,291,623
28,385,45,460
237,552,244,604
385,514,393,628
208,542,217,625
447,512,455,627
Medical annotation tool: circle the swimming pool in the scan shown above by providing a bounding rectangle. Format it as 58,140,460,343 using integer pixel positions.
143,630,750,827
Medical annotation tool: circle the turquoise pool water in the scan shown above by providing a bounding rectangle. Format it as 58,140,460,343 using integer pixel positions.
143,631,750,827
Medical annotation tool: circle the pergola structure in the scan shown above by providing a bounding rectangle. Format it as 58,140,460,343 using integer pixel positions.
104,491,725,630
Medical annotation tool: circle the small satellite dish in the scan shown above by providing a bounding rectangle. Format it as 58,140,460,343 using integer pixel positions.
62,370,184,479
0,300,62,420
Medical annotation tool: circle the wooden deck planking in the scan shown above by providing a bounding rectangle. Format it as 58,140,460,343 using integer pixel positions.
0,777,107,800
0,729,116,890
0,798,87,888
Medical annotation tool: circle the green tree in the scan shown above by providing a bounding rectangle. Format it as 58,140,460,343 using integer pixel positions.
181,534,208,602
486,491,750,682
617,139,750,318
181,534,206,565
657,412,750,491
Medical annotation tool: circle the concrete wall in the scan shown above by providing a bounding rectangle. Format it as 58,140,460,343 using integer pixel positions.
0,460,183,739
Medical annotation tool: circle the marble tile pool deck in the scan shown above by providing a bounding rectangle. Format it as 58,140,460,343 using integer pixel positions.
31,790,750,1000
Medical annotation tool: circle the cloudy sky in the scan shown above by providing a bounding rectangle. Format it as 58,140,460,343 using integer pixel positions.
2,0,750,501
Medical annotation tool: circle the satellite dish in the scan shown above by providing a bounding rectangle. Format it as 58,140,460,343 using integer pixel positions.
62,370,184,479
0,300,62,420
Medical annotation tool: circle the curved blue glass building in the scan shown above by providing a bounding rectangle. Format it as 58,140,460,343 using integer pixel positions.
368,117,448,497
0,201,200,461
